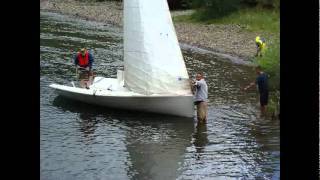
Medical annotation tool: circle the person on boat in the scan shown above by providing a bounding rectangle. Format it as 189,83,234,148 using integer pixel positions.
243,66,269,117
255,36,266,57
74,48,94,88
192,72,208,123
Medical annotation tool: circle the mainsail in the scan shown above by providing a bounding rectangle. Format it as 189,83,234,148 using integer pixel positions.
123,0,191,95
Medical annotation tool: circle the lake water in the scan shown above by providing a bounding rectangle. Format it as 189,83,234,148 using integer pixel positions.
40,11,280,180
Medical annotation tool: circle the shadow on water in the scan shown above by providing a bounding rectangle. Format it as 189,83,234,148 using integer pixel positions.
52,95,194,123
52,95,195,180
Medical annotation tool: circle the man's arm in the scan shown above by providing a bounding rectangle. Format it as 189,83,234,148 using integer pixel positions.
255,43,261,56
244,82,256,91
189,79,196,94
195,80,204,87
74,54,78,67
88,53,94,71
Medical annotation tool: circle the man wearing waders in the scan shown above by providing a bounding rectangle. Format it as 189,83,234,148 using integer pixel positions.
243,66,269,117
192,72,208,122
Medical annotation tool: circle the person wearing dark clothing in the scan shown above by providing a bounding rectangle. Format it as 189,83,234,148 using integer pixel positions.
256,71,269,106
244,66,269,116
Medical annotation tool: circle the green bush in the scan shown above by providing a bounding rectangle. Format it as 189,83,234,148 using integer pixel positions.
168,0,192,10
241,0,280,9
267,90,280,117
193,8,279,33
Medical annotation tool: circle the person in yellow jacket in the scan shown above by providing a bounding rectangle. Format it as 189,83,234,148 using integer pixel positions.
255,36,266,57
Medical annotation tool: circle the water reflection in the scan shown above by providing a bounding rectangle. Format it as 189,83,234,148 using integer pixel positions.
52,95,195,180
193,121,209,160
52,96,99,141
124,116,194,180
77,113,97,139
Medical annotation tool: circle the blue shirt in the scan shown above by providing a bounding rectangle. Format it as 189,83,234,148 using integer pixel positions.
74,52,94,70
255,72,268,94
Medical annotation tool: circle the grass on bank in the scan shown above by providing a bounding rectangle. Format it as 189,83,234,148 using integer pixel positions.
173,8,279,33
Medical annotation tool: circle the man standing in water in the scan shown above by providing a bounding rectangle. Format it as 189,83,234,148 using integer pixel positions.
74,48,94,89
192,72,208,122
244,66,269,117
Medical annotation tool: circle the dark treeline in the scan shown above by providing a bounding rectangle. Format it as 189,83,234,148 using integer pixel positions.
77,0,279,12
172,0,280,10
74,0,190,10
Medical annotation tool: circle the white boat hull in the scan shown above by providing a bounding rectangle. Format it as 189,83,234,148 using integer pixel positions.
50,76,194,117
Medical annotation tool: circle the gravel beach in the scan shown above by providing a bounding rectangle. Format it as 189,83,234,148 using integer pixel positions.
40,0,271,61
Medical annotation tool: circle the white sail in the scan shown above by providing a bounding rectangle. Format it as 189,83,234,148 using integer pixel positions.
123,0,191,95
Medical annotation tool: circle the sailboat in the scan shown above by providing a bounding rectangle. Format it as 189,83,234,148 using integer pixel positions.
49,0,194,117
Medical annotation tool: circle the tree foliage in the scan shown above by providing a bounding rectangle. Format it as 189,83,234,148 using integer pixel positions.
167,0,192,10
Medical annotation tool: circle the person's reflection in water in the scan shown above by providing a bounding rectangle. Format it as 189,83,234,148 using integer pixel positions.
193,121,209,160
52,96,98,142
77,112,97,141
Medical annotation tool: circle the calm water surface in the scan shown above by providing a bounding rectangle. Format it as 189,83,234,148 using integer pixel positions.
40,11,280,180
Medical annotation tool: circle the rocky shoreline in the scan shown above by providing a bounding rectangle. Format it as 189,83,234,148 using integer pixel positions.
40,0,267,62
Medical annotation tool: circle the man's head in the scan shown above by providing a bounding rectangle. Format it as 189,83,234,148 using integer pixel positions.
196,72,203,81
80,48,86,56
255,65,262,74
255,36,260,43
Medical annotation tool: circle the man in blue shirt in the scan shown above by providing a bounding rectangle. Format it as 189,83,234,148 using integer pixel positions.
244,66,269,117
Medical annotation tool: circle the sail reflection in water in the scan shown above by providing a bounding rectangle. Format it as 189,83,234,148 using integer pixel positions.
52,96,194,180
125,118,194,180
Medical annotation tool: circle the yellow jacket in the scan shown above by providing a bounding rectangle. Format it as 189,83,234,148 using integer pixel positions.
256,36,266,52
